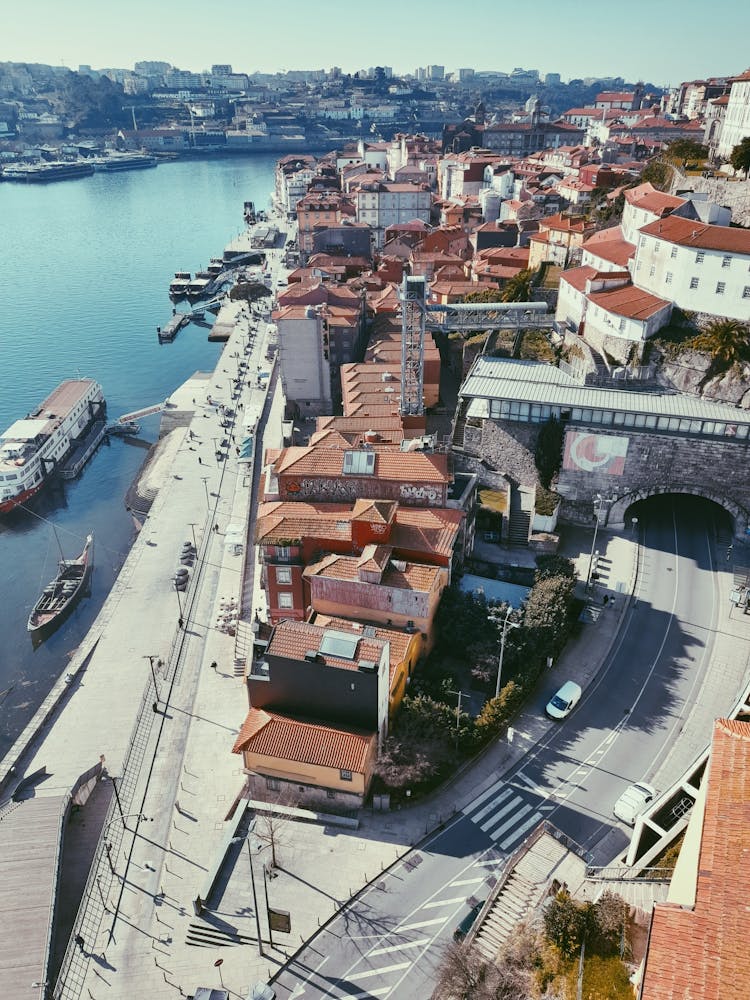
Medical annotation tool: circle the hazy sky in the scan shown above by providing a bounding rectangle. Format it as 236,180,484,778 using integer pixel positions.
2,0,748,88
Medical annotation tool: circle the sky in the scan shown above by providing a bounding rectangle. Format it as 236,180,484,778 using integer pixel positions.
1,0,748,89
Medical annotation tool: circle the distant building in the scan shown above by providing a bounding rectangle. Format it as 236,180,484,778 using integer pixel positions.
716,68,750,160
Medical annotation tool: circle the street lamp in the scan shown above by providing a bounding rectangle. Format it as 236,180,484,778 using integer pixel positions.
143,654,161,702
231,833,264,956
586,494,613,591
200,476,210,508
490,606,520,699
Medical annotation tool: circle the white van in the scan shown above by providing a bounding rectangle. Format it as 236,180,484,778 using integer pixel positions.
545,680,582,720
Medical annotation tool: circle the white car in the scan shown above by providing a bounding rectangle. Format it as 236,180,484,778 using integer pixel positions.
545,680,582,720
613,782,656,825
248,984,275,1000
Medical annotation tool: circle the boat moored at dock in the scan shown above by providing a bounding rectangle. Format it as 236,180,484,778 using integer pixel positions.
169,271,192,300
0,379,106,514
27,534,94,641
2,161,96,183
95,153,158,172
186,271,212,301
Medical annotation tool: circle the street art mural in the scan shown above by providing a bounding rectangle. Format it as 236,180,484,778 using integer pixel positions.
562,431,629,476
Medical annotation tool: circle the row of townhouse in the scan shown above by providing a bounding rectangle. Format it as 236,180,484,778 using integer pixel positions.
234,151,484,807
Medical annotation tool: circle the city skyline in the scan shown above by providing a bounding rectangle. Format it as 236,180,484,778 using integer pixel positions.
2,0,749,89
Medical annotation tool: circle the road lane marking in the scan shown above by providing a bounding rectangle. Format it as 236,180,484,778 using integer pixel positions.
369,938,429,957
479,795,522,831
462,777,506,814
396,916,446,933
516,771,549,798
487,802,532,839
351,961,411,980
287,955,329,998
499,811,543,850
422,896,468,908
474,858,503,868
470,787,514,823
450,876,486,886
334,989,391,999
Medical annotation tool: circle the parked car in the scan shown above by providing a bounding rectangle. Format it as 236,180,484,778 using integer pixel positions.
613,782,656,825
545,680,582,720
248,983,275,1000
453,900,485,942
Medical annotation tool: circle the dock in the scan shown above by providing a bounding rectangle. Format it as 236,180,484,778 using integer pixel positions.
157,313,190,342
59,419,107,479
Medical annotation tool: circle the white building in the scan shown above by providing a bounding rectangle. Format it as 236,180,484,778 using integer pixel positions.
716,68,750,160
633,215,750,321
556,266,672,355
352,181,432,248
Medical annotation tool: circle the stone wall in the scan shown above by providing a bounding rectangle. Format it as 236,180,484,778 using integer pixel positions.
557,427,750,536
457,414,541,487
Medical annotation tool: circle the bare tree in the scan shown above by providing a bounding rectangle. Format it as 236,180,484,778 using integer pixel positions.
434,940,533,1000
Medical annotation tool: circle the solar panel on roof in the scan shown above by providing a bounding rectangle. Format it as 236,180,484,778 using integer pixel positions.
319,629,360,659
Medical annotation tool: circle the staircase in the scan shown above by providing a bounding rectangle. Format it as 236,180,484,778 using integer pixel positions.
473,833,569,961
508,484,534,545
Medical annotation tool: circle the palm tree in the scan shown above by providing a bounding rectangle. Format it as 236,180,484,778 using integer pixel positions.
688,319,750,370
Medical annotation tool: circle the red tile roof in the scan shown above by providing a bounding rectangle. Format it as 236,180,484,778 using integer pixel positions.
233,708,376,772
266,618,386,670
640,719,750,1000
304,551,443,591
582,225,636,267
623,182,686,215
638,214,750,255
589,283,671,320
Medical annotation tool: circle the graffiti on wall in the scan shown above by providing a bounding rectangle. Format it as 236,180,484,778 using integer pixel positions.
562,431,629,476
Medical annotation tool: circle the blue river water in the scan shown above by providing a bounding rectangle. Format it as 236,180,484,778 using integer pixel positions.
0,154,277,759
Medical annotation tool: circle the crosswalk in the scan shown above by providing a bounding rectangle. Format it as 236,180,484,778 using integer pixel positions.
281,860,504,999
462,774,547,851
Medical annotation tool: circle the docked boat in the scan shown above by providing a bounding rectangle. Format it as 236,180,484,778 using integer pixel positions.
0,379,106,514
97,153,157,172
27,534,93,640
169,271,192,300
106,420,140,436
2,161,95,183
186,271,212,301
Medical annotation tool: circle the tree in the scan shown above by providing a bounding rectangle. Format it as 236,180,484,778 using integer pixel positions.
534,416,564,488
465,287,505,304
686,318,750,370
665,138,707,167
435,939,533,1000
592,890,628,952
475,681,523,740
543,890,593,960
535,554,576,583
730,137,750,176
639,159,671,191
502,268,534,303
229,281,272,303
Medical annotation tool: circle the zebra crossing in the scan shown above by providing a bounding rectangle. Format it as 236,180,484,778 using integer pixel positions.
462,773,549,851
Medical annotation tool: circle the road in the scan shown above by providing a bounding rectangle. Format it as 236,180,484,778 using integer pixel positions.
271,495,726,1000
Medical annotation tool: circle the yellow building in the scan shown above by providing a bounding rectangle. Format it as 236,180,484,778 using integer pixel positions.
233,708,377,809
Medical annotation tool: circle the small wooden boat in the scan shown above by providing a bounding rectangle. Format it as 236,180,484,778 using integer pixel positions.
28,534,94,640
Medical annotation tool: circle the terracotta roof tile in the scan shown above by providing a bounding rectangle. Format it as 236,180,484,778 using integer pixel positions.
265,618,386,671
233,708,376,772
639,214,750,255
623,182,686,214
640,719,750,1000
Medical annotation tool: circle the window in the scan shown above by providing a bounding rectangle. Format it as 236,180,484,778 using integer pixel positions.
670,246,678,259
266,778,280,791
695,251,705,264
690,277,699,290
744,287,750,299
278,592,293,609
342,450,375,475
716,282,726,295
275,567,292,584
722,255,731,268
340,769,353,782
649,265,655,277
326,789,336,799
665,272,673,285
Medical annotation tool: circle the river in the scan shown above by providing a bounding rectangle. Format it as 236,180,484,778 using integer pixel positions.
0,153,278,759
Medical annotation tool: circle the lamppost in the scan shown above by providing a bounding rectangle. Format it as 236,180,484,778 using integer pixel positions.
143,654,161,702
490,606,520,699
586,494,613,591
200,476,210,508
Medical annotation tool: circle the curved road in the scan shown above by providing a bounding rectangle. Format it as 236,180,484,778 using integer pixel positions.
272,495,725,1000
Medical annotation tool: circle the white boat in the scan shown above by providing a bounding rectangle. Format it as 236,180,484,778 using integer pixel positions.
0,380,106,514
